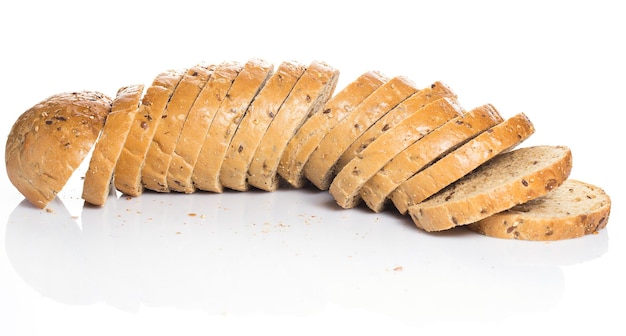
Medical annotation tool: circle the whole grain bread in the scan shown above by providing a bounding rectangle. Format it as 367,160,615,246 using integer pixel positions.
82,84,144,206
466,179,610,240
409,145,573,232
6,91,112,208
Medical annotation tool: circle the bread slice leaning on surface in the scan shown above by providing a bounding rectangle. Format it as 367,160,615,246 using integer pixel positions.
114,69,184,197
5,91,112,209
361,103,504,212
220,60,306,191
248,60,340,192
304,76,418,191
391,112,535,215
278,71,388,188
142,64,214,192
466,179,610,240
329,97,463,209
82,84,144,206
192,58,273,193
409,145,573,232
167,61,242,193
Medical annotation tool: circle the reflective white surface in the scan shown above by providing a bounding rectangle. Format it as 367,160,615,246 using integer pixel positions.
1,1,624,335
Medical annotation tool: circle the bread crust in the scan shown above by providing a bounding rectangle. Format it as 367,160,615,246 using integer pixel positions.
220,60,306,191
248,61,340,192
409,145,573,232
361,104,504,212
6,91,111,208
167,62,242,193
278,71,387,188
82,84,144,206
391,112,535,215
304,76,418,190
192,59,273,192
114,69,184,196
329,97,463,209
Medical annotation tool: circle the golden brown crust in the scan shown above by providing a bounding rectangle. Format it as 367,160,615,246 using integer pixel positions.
6,91,111,208
409,145,573,232
466,179,610,240
82,84,144,206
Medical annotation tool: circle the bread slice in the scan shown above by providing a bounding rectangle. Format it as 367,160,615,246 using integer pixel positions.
142,64,214,192
167,61,242,193
278,71,388,188
466,179,610,240
329,97,463,209
220,60,306,191
247,61,340,192
6,91,111,208
409,145,573,232
192,59,273,192
336,81,457,172
361,103,504,212
82,84,144,206
304,76,418,190
114,69,184,197
391,112,535,215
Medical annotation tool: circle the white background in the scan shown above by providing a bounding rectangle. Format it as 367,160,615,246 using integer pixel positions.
0,0,624,335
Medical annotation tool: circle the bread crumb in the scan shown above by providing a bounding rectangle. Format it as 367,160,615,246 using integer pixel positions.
393,266,403,271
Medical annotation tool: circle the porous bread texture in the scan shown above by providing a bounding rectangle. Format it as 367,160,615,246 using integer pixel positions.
192,58,273,193
304,76,418,191
167,61,242,193
114,69,184,197
6,91,111,209
466,179,610,240
391,112,535,215
248,60,340,192
142,64,214,192
329,96,463,209
409,145,573,232
82,84,144,206
278,71,388,188
361,103,504,212
220,60,306,191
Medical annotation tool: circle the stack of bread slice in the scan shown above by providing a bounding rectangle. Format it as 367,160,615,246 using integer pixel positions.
4,59,611,241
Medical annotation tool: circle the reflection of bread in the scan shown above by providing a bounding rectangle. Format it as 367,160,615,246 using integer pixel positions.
6,91,111,208
467,179,610,240
82,85,143,206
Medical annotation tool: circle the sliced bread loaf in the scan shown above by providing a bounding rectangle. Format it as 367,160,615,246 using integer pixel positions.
192,59,273,193
278,71,388,188
304,76,418,190
466,179,610,240
360,103,504,212
167,61,242,193
391,112,535,214
248,61,340,192
409,145,573,232
220,60,306,191
329,97,463,209
82,84,144,206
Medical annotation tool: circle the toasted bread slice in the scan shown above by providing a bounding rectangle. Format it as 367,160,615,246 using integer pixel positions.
391,112,535,215
329,97,463,209
82,84,144,206
336,81,457,172
409,145,573,232
142,64,213,192
192,59,273,192
304,76,418,190
361,104,504,212
220,60,306,191
278,71,388,188
248,61,340,192
114,70,184,197
466,179,610,240
167,61,242,193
